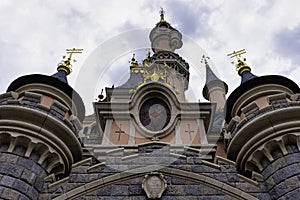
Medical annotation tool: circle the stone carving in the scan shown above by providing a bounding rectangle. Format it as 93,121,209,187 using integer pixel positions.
142,172,167,199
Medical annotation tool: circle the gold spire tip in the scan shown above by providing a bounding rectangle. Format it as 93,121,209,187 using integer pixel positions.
57,48,83,75
227,49,251,75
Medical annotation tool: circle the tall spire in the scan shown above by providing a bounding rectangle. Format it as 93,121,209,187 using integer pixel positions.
202,55,221,84
202,55,228,101
227,49,256,84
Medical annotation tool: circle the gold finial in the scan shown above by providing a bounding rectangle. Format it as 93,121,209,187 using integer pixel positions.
227,49,251,75
130,53,138,68
57,48,83,75
160,7,165,21
201,55,211,67
142,49,151,66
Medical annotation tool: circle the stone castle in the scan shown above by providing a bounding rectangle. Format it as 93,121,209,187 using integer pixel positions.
0,10,299,200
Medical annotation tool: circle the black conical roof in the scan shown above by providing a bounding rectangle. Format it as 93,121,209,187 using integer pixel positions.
202,65,228,100
51,70,68,84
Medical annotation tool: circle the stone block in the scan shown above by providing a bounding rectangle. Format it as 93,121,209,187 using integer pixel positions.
21,168,36,185
284,153,300,165
0,153,19,164
1,188,21,199
281,163,300,179
191,165,203,173
111,185,128,196
214,173,227,182
31,163,45,176
18,157,35,170
202,186,223,195
27,186,39,200
13,179,29,194
193,157,202,164
269,182,288,199
34,176,44,192
235,182,262,193
0,175,15,187
70,174,88,183
165,185,185,195
157,156,170,164
184,185,202,195
227,173,239,182
8,164,24,178
171,158,186,165
171,177,188,185
88,174,99,182
253,193,271,200
95,185,112,196
285,176,300,191
128,185,143,195
285,188,300,199
0,163,11,174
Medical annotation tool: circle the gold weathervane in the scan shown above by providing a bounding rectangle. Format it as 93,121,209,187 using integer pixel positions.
227,49,251,75
57,48,83,75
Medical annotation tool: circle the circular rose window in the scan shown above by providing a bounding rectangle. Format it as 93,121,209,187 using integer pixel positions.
139,98,171,132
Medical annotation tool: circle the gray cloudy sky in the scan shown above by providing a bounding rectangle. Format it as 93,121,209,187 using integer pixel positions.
1,0,300,114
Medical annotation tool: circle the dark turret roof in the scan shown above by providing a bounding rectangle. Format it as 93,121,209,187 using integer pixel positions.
6,73,85,122
240,71,257,84
202,60,228,100
51,70,68,84
225,75,299,123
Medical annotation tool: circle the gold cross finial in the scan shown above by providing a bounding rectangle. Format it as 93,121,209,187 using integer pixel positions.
227,49,251,75
227,49,246,62
57,48,83,75
66,48,83,60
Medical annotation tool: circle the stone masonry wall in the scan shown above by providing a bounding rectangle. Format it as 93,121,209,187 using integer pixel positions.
262,152,300,200
0,149,47,200
44,143,269,199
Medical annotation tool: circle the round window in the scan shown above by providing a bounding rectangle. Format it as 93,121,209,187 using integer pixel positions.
139,98,171,131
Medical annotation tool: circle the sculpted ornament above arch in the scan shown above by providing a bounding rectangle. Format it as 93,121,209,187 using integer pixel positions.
142,172,167,199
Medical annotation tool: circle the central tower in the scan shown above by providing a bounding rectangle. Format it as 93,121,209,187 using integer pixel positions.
91,10,216,161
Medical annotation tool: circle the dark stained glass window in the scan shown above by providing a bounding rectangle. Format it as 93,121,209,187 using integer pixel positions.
139,98,171,131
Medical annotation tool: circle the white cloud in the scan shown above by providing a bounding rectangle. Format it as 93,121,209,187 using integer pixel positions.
0,0,300,115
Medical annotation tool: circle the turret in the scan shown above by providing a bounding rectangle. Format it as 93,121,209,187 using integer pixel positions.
0,49,85,199
202,55,228,158
149,8,183,53
202,55,228,111
225,49,300,199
